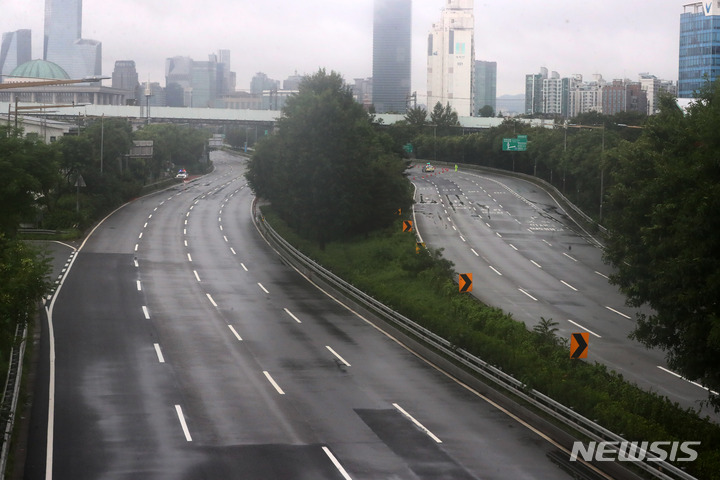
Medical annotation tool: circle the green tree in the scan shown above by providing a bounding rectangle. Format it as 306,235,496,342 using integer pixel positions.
404,106,428,128
430,101,460,128
0,126,60,236
604,84,720,409
478,105,495,117
246,69,412,247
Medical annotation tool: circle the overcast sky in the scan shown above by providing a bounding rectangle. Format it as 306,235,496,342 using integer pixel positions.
1,0,684,100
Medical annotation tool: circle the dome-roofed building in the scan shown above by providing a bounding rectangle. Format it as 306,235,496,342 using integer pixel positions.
7,59,70,81
0,59,126,106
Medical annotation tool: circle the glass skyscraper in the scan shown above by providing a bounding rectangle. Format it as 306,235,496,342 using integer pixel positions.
0,29,32,79
372,0,412,113
678,2,720,98
44,0,101,80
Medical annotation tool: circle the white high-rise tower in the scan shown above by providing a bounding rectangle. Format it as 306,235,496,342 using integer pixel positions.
427,0,475,116
44,0,101,79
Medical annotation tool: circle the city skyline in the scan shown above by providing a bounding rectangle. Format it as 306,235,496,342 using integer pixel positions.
1,0,683,100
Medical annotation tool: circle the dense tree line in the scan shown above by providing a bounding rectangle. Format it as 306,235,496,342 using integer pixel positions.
246,70,413,247
603,81,720,409
0,121,211,373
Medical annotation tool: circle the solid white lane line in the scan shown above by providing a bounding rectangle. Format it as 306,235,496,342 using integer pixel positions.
322,447,353,480
142,306,150,319
595,271,609,279
518,288,537,301
530,260,542,268
563,252,577,262
228,325,243,341
561,280,578,291
392,403,442,443
136,281,142,291
175,405,193,441
263,371,285,394
605,306,631,319
284,308,302,323
489,266,502,276
567,319,602,338
193,270,201,282
326,346,351,367
206,293,218,307
258,283,269,294
657,366,720,395
154,343,165,363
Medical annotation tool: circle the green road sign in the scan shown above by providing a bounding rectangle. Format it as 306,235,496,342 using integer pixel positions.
502,138,518,151
517,135,528,151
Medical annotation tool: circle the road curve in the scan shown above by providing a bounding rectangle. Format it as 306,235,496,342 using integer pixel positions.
28,151,592,479
410,164,718,421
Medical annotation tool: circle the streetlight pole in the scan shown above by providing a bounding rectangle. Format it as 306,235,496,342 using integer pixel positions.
100,113,104,174
599,124,605,222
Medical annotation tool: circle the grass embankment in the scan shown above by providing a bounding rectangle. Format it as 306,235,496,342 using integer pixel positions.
262,207,720,479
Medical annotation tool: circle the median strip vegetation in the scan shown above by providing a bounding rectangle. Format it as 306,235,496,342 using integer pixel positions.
261,207,720,479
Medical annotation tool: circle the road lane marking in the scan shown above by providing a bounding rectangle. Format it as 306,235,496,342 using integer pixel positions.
183,228,187,235
184,240,188,247
186,212,190,217
322,447,352,480
284,308,302,323
142,306,150,319
154,343,165,363
530,260,542,268
136,281,142,291
187,253,193,262
657,366,720,394
489,266,502,276
561,280,578,291
509,244,518,251
495,232,502,238
134,258,139,267
542,239,552,246
605,306,631,319
563,252,577,262
567,319,602,338
595,271,609,279
326,346,351,367
241,263,248,271
206,293,218,307
134,244,139,252
392,403,442,443
193,270,201,282
143,222,148,228
470,248,479,256
230,247,237,255
518,288,537,301
258,283,269,294
460,235,466,242
223,235,229,242
175,405,193,441
228,325,243,341
263,371,285,394
219,225,223,231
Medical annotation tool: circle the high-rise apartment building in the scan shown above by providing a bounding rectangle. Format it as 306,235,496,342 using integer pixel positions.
0,29,32,80
474,60,496,114
542,71,569,117
525,67,546,115
679,2,720,97
427,0,475,116
372,0,412,113
43,0,101,80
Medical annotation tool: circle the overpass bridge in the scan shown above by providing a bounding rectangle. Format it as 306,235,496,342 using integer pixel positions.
1,101,556,134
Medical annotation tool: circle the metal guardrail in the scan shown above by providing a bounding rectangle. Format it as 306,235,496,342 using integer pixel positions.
253,201,698,480
0,323,27,475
